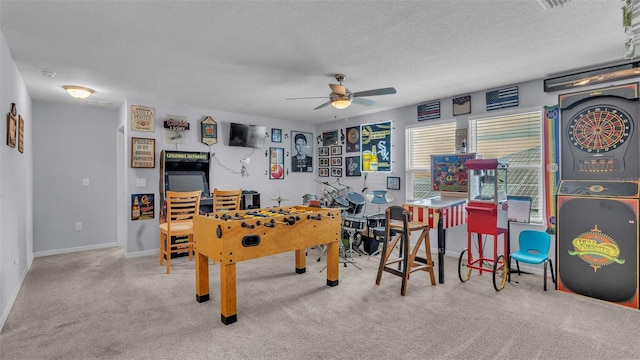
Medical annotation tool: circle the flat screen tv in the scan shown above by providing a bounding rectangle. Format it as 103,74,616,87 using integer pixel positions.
228,122,266,148
165,171,210,197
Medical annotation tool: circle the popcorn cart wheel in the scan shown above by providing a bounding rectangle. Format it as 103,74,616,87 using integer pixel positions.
457,248,508,291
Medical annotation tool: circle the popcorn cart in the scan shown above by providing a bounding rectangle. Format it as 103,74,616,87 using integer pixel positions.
459,158,509,291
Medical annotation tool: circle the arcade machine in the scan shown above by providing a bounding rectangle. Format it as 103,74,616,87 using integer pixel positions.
459,158,510,291
159,150,211,257
557,82,640,309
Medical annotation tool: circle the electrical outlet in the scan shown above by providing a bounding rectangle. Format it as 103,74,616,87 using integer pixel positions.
75,222,82,231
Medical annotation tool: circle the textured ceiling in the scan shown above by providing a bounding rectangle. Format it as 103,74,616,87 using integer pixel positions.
0,0,629,123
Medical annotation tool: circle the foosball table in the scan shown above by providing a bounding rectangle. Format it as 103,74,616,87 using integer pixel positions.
193,205,341,325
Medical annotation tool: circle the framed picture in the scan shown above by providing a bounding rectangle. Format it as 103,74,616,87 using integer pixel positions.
18,115,24,153
387,176,401,190
269,147,285,179
7,113,16,148
291,131,313,172
345,156,361,177
201,116,217,145
319,146,329,156
319,168,329,177
331,168,342,177
452,95,471,116
271,128,282,143
319,157,329,167
331,145,342,155
130,137,156,168
345,126,360,152
331,157,342,166
323,130,339,146
130,105,155,132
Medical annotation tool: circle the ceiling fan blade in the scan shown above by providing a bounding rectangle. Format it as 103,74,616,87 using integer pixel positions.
329,84,346,96
314,101,331,110
352,87,397,97
352,97,376,107
286,96,328,100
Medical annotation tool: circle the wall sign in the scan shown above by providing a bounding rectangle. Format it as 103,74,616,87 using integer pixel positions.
130,105,155,132
131,137,156,168
201,116,217,146
164,115,189,144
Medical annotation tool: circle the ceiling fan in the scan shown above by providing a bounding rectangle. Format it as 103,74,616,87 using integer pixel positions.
286,74,396,110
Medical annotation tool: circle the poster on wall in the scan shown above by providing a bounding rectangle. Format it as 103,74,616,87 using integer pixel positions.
291,131,313,172
131,194,154,220
269,147,285,179
360,121,392,172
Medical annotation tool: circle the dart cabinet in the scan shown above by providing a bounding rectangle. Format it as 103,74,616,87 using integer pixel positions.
159,150,211,258
557,83,640,308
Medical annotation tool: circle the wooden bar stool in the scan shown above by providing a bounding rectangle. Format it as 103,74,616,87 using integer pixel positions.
375,206,436,295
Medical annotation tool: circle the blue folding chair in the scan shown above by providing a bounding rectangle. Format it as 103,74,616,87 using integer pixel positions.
509,230,555,291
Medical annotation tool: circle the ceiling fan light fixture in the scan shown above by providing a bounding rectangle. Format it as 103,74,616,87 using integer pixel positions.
331,98,352,109
63,85,94,99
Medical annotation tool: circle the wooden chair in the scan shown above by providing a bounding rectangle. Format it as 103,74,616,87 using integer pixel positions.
375,205,436,295
159,190,201,274
212,188,242,213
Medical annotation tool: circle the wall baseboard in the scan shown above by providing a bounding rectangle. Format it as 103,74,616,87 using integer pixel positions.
33,242,119,258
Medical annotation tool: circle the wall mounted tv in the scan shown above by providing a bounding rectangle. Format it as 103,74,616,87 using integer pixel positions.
164,171,210,198
228,122,266,148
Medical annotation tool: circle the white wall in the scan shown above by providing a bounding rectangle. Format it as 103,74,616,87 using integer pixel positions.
32,102,119,255
0,32,33,330
122,99,319,256
314,79,563,272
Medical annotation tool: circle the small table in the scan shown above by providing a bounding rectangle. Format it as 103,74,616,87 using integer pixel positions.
403,196,468,283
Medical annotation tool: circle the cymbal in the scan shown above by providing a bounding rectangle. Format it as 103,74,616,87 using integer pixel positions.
314,178,338,191
271,197,289,202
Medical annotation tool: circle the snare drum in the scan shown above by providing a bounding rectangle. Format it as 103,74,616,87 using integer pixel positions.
302,193,317,204
341,214,366,231
366,213,386,230
346,192,365,214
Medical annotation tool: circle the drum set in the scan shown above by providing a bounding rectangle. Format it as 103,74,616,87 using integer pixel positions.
305,180,388,267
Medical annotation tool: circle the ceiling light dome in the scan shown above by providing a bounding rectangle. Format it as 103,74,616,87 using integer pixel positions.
330,93,352,109
63,85,94,99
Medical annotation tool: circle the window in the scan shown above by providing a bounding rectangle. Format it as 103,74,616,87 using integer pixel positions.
468,109,543,222
405,121,457,200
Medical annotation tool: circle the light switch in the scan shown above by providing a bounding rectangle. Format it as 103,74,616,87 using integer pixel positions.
136,178,147,187
82,178,90,187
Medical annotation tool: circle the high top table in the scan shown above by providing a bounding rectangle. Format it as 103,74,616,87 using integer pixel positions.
404,196,468,283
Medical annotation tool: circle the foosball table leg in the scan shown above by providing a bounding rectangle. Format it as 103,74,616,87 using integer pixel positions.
326,241,339,287
220,262,238,325
295,249,306,274
195,252,210,303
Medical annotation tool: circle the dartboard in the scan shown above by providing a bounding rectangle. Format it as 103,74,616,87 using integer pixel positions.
568,105,632,153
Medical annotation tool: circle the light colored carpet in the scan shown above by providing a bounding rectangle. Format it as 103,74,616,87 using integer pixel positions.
2,246,640,359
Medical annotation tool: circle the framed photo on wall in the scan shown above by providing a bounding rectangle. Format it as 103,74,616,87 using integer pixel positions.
271,128,282,143
130,137,155,168
345,156,361,177
6,113,16,148
387,176,401,190
319,146,329,156
331,157,342,166
269,147,285,179
319,168,329,177
291,131,313,172
331,168,342,177
18,115,24,153
323,130,339,146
